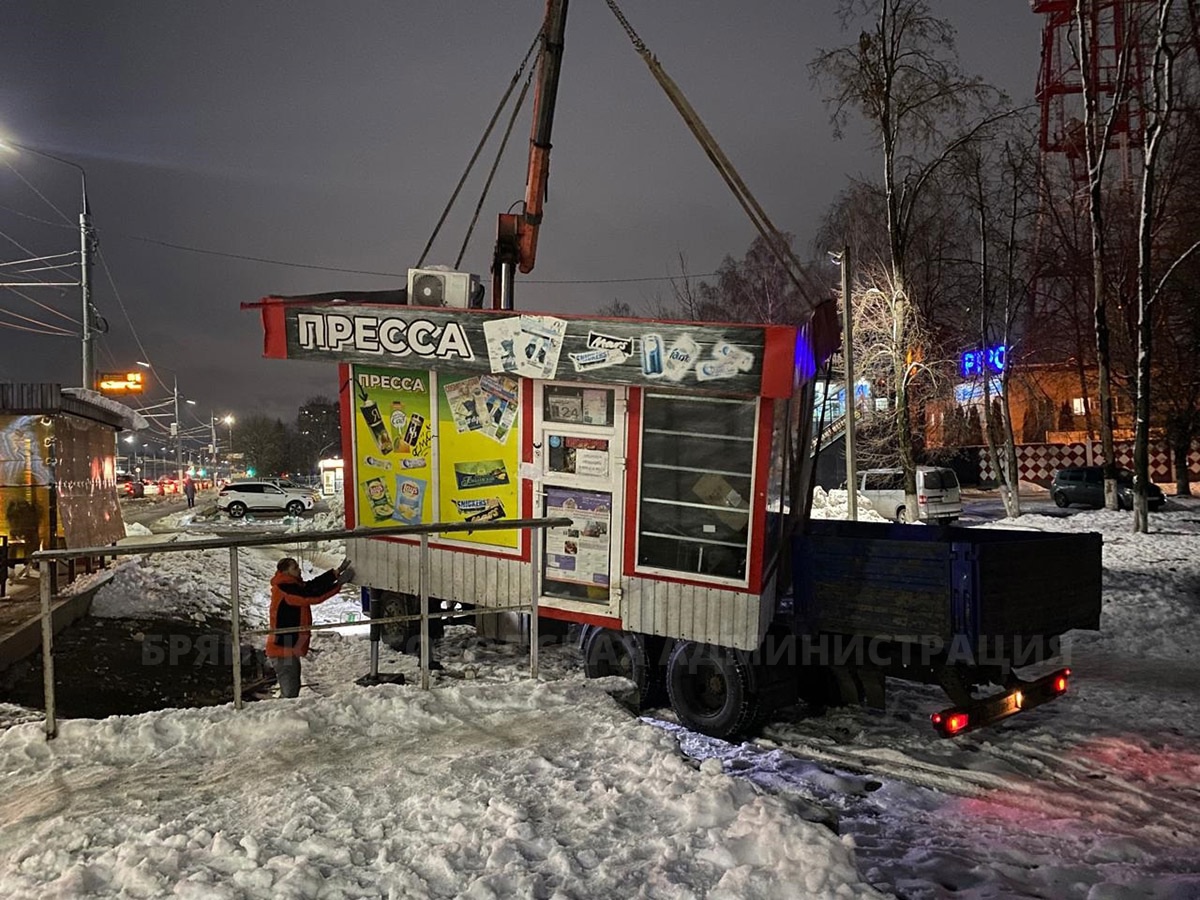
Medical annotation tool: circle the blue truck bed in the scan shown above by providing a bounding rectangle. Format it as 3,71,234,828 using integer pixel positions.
792,519,1102,653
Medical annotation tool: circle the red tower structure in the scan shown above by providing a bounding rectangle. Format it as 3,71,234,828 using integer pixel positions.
1033,0,1154,181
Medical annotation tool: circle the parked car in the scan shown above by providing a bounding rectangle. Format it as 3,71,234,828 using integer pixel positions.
116,475,144,498
261,477,321,500
1051,466,1165,511
217,481,315,518
855,466,962,524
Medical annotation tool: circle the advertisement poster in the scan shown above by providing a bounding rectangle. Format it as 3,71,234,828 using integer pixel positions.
544,487,611,592
483,315,567,380
437,373,520,549
351,366,432,528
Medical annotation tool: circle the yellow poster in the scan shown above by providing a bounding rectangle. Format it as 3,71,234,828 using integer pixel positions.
437,373,520,549
351,366,433,529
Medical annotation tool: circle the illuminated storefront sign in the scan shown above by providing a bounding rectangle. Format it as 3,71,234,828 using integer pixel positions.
955,378,1004,405
960,345,1006,378
97,371,145,394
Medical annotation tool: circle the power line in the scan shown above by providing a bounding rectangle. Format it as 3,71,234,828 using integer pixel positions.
0,286,81,325
0,303,75,336
0,251,77,268
0,322,72,336
0,159,76,226
0,202,75,230
107,229,719,285
97,247,152,365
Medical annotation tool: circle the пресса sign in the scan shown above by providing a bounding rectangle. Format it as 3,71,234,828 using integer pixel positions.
264,302,781,395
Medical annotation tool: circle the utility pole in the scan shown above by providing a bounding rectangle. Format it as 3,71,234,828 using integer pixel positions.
172,376,183,482
840,246,857,521
0,141,95,388
80,185,94,390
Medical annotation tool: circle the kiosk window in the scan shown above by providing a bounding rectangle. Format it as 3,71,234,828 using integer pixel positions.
637,393,756,581
543,386,614,427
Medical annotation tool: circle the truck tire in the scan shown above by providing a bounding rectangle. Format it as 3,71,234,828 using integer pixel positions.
378,591,445,654
1053,491,1070,508
666,641,760,739
580,627,666,709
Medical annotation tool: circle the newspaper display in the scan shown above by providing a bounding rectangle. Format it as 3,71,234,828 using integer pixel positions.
437,372,521,550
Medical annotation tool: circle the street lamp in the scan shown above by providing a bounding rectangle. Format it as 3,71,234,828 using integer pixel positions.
137,361,197,482
0,139,95,389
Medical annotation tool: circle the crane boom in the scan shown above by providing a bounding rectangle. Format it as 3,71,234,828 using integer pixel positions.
492,0,569,309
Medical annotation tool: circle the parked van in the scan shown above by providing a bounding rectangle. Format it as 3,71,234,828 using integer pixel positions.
856,466,962,524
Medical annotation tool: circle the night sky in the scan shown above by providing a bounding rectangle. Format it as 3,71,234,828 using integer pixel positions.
0,1,1040,425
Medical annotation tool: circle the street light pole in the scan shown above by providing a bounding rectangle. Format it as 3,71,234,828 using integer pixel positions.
0,141,95,388
173,376,183,482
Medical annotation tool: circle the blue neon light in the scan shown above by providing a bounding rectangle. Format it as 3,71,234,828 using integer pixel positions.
960,345,1006,378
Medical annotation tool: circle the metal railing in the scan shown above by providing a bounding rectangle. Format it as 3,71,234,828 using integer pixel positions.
30,516,570,740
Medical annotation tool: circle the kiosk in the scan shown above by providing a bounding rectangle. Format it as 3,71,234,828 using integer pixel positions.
255,298,835,652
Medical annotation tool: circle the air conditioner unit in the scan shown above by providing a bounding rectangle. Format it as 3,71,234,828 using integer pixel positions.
407,268,482,309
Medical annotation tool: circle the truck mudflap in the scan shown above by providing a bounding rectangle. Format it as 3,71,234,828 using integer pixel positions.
930,667,1072,737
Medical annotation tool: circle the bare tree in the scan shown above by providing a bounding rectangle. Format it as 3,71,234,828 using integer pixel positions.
1132,0,1200,530
811,0,1005,521
957,128,1040,519
1074,0,1142,509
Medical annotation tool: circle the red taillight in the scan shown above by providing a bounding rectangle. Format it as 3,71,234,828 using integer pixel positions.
1053,674,1068,693
931,711,970,735
918,494,927,504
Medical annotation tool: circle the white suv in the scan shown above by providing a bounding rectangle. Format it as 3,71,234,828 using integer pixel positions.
217,481,315,518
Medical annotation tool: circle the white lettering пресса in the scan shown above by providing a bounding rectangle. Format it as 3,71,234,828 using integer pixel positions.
296,312,475,362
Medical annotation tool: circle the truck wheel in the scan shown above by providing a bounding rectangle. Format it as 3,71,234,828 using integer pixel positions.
378,591,445,653
581,628,666,709
1052,491,1070,508
666,641,759,739
894,506,908,523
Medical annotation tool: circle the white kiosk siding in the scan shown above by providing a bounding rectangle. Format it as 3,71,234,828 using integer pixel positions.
622,576,767,651
349,536,532,609
350,538,770,651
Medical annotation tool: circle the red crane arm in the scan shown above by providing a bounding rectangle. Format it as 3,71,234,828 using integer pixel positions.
493,0,569,308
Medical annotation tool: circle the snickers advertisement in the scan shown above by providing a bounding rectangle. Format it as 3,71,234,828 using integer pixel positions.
262,302,775,394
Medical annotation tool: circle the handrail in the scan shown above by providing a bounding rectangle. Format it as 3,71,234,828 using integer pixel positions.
29,516,573,561
34,515,568,740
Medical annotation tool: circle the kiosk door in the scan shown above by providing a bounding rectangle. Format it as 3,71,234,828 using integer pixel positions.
534,383,624,616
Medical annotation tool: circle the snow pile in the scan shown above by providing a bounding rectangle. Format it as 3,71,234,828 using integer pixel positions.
0,681,880,899
123,522,153,537
151,508,203,530
89,555,268,625
810,487,889,522
286,492,347,557
88,545,364,631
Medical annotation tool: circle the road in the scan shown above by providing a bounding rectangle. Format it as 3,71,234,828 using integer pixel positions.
957,489,1070,524
119,496,191,528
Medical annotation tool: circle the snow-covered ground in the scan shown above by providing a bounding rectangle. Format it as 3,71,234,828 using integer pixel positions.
1,493,1198,898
